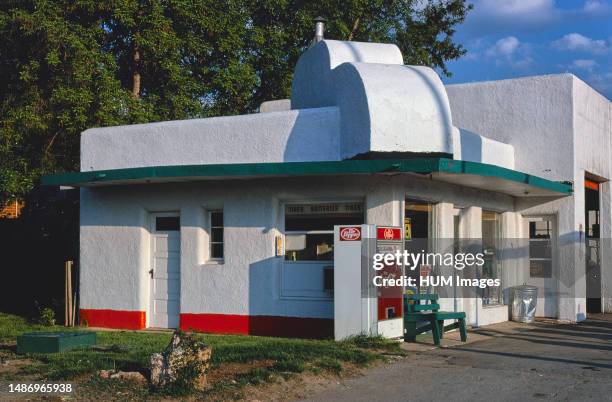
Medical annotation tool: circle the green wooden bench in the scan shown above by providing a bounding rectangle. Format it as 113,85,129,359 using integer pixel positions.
403,293,467,345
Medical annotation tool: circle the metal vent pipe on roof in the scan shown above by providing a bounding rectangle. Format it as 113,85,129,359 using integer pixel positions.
314,16,326,43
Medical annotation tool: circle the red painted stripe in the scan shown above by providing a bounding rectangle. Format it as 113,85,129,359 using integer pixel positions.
80,309,146,330
180,313,333,339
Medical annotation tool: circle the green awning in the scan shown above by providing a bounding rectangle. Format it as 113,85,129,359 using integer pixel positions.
41,158,572,197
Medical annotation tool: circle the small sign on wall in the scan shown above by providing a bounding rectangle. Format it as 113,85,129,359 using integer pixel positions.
339,226,362,241
275,235,285,256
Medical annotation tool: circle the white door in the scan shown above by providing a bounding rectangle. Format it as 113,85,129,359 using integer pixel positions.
150,213,181,328
526,216,558,318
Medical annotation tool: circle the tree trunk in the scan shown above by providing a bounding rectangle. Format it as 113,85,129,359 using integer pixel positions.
348,17,360,41
131,46,141,99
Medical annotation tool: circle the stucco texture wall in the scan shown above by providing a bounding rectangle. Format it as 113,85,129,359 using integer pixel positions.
80,174,519,329
448,74,612,320
81,107,340,171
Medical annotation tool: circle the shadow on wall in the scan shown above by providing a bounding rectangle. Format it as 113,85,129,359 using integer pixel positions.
248,257,334,339
458,129,483,163
282,107,339,162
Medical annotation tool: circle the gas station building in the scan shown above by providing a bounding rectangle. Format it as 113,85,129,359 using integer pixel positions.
43,39,612,338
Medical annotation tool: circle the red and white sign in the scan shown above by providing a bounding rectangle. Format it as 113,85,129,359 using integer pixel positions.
376,227,401,241
339,226,361,241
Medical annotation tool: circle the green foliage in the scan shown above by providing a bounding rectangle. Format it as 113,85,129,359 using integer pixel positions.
0,1,471,200
38,308,56,326
342,334,401,351
314,357,343,373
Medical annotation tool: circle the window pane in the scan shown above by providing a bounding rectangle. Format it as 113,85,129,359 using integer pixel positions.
530,221,551,238
210,212,223,227
528,218,554,278
530,260,552,278
211,227,223,243
529,240,551,259
211,243,224,259
285,234,306,251
156,216,180,231
285,233,334,261
405,200,431,241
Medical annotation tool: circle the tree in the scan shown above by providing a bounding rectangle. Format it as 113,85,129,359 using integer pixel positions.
0,0,471,201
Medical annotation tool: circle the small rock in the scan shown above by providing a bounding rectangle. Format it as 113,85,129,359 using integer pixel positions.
98,369,146,383
110,371,147,383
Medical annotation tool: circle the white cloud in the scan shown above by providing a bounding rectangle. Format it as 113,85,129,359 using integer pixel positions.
583,0,610,13
486,0,555,16
462,0,610,37
486,36,520,57
552,33,609,54
462,0,560,35
569,59,598,71
485,36,533,69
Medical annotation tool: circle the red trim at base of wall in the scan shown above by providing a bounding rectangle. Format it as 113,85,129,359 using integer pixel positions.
80,309,146,330
180,313,333,339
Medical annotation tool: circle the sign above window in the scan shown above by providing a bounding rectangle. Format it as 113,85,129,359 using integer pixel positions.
285,203,362,215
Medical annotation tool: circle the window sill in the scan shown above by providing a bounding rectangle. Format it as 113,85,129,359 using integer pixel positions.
482,303,507,309
202,260,225,266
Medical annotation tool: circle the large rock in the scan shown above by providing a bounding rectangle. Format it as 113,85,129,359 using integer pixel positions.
150,330,212,391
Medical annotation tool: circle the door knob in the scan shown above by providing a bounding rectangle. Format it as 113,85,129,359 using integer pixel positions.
149,268,154,278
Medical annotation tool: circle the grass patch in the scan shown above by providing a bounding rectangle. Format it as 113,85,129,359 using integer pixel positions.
0,312,403,398
314,357,343,374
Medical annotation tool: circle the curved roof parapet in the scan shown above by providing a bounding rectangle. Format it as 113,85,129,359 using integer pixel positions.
291,40,403,109
333,63,454,159
291,39,454,159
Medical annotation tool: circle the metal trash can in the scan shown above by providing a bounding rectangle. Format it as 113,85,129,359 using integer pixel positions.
511,285,538,323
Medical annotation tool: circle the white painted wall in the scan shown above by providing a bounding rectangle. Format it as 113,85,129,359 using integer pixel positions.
447,74,612,320
81,107,340,171
453,128,515,170
80,174,518,324
447,74,576,182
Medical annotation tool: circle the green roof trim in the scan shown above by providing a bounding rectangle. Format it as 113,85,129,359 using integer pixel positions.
41,158,573,196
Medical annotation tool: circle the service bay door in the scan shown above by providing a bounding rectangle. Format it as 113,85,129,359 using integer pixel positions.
150,214,181,328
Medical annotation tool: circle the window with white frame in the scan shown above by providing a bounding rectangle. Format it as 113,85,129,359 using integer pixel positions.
529,218,553,278
209,210,224,260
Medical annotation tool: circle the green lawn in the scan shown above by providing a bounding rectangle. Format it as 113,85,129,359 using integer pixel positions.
0,313,403,399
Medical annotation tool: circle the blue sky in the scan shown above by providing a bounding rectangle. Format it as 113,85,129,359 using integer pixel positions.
441,0,612,99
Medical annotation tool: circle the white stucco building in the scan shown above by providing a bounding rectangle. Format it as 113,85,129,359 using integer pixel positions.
44,38,611,337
